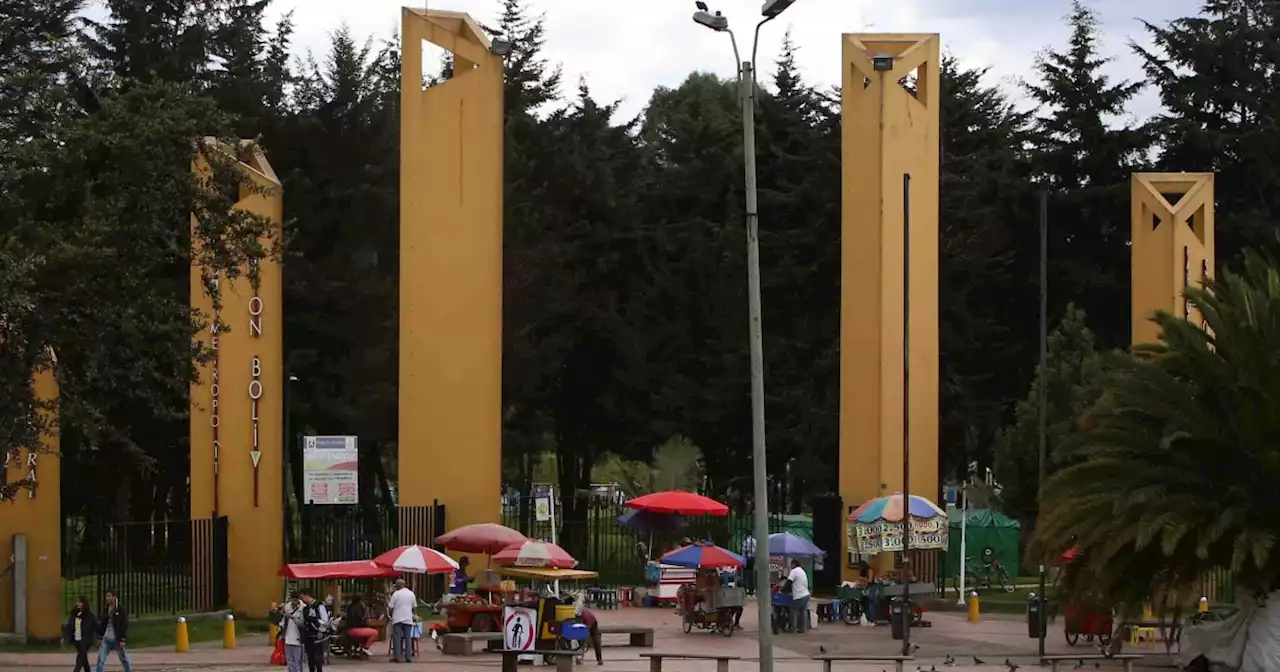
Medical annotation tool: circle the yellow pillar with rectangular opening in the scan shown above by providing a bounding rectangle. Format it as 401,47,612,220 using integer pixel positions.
398,8,503,527
0,348,61,640
1130,173,1215,346
839,34,941,581
189,140,284,617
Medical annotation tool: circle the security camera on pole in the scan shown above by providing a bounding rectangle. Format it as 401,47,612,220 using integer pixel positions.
689,2,801,670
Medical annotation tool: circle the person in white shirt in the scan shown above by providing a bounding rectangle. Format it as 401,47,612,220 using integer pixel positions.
787,559,811,633
279,592,307,672
387,579,417,662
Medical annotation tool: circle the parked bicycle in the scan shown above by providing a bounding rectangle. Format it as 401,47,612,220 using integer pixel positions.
962,555,1016,593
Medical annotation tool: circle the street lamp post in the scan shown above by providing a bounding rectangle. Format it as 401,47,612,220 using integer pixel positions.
691,3,798,671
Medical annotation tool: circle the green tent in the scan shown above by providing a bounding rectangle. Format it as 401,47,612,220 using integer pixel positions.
942,509,1021,579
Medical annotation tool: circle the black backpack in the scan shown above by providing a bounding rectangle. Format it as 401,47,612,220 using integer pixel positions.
302,603,327,640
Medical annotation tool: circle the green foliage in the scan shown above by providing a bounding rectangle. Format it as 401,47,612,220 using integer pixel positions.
993,304,1102,526
593,435,707,497
1034,245,1280,603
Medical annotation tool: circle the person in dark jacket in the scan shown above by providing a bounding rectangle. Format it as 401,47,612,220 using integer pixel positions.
95,589,131,672
62,596,97,672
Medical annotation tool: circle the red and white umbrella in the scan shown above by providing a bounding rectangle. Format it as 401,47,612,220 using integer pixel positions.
373,545,459,574
491,539,577,569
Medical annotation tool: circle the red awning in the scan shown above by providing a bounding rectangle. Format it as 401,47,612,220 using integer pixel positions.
278,560,401,580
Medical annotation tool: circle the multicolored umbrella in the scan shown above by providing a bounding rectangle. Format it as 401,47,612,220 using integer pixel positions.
435,523,527,555
491,539,577,569
373,545,459,574
846,492,949,555
660,541,745,569
626,491,729,516
847,493,947,523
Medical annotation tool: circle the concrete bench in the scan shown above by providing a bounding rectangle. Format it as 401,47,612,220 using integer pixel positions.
813,654,913,672
642,652,740,672
501,649,573,672
440,631,502,656
598,625,655,647
1041,654,1144,672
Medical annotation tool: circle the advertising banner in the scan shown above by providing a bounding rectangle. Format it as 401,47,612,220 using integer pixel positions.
303,435,359,504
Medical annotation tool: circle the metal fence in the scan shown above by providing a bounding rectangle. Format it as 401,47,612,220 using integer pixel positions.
61,517,227,617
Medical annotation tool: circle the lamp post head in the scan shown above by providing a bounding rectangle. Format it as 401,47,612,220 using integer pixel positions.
760,0,796,18
489,39,514,57
693,9,729,31
872,52,894,71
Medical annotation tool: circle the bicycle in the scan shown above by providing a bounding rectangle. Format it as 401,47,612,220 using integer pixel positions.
962,556,1016,593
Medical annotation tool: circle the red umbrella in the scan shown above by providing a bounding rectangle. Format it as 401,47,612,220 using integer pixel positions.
373,545,459,574
626,491,729,516
435,523,527,555
1060,546,1080,564
491,539,577,569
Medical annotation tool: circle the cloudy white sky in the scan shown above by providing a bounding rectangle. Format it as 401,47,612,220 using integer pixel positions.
91,0,1205,121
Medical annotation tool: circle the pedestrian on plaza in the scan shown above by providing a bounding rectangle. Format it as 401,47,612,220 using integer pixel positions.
63,595,97,672
387,578,417,663
740,533,757,595
279,590,306,672
787,559,811,634
577,607,604,666
94,589,130,672
299,589,330,672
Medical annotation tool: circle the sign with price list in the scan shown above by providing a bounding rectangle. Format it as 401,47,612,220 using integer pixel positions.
303,435,359,504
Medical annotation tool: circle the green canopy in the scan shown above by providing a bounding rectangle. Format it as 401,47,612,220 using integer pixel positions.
942,508,1022,579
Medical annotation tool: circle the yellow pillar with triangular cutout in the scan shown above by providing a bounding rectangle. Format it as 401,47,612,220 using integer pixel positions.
398,8,503,528
1130,173,1215,346
839,34,941,581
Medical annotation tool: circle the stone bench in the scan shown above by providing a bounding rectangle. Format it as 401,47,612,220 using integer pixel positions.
1041,654,1144,672
642,652,740,672
598,625,655,647
440,631,502,656
501,649,573,672
812,654,913,672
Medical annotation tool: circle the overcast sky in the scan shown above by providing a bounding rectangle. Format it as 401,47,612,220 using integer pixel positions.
88,0,1205,121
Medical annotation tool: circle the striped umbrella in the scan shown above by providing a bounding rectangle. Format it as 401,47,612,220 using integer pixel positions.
847,493,947,523
373,545,459,574
491,539,577,569
660,542,745,569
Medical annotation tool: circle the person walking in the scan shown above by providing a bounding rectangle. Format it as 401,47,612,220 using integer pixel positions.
387,578,417,663
300,589,329,672
94,589,130,672
279,591,307,672
63,595,97,672
787,559,811,634
740,533,757,595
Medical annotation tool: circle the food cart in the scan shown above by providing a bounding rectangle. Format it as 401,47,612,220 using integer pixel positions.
1057,547,1114,647
660,542,745,637
500,567,600,663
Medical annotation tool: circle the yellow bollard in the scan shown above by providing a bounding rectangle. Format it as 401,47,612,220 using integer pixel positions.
223,614,236,649
175,617,189,653
1142,602,1154,620
967,591,980,622
1199,596,1209,613
268,602,279,646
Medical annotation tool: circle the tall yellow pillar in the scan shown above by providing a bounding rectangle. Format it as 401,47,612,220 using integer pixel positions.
1131,173,1215,345
839,34,941,581
189,140,283,616
0,348,61,639
398,9,503,527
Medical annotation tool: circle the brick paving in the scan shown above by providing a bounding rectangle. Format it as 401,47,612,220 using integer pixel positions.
0,601,1180,671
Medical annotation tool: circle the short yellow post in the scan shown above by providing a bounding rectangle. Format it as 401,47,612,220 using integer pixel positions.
175,617,189,653
1199,596,1209,613
967,591,980,622
223,613,236,649
1142,602,1154,620
268,602,279,645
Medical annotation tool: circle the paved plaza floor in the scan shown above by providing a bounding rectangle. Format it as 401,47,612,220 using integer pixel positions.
0,602,1181,671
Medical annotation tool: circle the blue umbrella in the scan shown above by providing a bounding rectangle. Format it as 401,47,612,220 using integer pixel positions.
768,532,825,558
660,542,745,569
616,509,686,531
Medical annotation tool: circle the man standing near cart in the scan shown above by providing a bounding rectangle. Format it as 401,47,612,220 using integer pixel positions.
387,579,417,663
740,533,757,595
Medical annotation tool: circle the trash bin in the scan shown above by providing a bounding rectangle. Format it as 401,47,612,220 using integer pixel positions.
889,597,911,640
1027,593,1046,638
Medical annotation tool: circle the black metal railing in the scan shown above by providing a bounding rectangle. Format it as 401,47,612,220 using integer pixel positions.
62,517,227,617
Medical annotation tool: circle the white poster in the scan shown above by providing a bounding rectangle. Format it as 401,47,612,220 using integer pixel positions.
503,606,536,651
535,495,551,522
303,435,359,505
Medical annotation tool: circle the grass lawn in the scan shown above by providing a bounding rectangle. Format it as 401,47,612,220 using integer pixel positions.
0,615,271,653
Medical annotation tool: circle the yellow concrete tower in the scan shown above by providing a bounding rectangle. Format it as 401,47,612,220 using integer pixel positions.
189,140,283,616
839,34,941,580
1130,173,1215,345
398,9,503,528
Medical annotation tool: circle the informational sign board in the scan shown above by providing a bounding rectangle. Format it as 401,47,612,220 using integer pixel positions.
503,606,536,651
302,435,359,504
534,495,551,522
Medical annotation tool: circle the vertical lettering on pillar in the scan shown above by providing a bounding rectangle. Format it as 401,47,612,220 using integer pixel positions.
249,266,264,506
209,287,222,514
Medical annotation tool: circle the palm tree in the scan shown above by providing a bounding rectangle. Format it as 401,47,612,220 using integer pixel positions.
1033,245,1280,609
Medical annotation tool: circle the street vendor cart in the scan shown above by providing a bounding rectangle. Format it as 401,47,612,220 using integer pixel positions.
1057,547,1114,647
500,566,600,663
661,542,745,638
